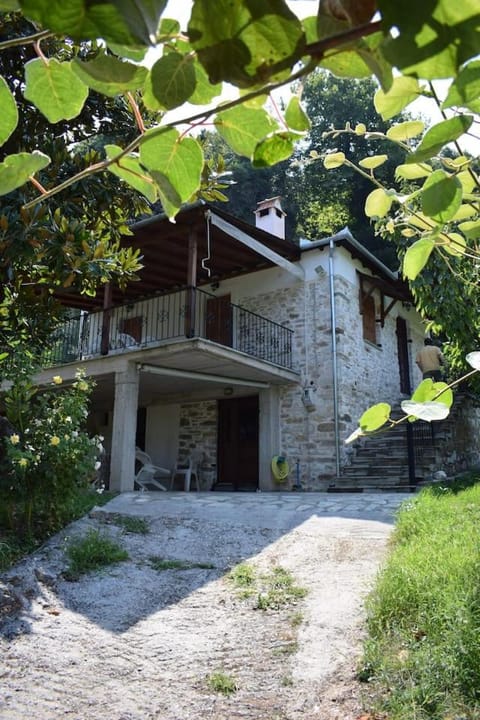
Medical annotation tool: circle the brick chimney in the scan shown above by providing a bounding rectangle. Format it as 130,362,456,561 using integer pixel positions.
254,196,286,239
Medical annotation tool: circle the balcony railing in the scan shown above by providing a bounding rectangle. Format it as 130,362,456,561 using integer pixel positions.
42,287,294,370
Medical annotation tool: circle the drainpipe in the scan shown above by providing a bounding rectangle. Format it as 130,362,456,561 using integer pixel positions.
328,238,341,477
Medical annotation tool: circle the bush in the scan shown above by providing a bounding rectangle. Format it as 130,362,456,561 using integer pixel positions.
1,362,103,537
362,485,480,719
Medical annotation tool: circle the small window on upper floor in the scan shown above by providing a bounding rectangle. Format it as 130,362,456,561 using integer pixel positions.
360,292,377,344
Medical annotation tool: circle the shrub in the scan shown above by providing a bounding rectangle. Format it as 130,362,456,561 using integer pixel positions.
1,363,102,537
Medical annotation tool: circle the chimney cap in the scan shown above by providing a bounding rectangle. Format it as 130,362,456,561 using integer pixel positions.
254,196,286,217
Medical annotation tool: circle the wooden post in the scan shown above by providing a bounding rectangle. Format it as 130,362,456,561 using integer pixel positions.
100,282,112,355
185,230,198,338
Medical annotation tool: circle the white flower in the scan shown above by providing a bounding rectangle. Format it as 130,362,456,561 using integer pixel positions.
72,430,79,438
65,416,72,423
94,461,101,471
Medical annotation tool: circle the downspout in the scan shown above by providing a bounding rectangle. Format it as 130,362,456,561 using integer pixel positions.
328,238,341,477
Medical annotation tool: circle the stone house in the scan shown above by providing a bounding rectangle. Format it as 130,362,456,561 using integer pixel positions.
36,198,427,492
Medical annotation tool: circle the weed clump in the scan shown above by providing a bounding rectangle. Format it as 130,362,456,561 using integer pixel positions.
64,529,128,580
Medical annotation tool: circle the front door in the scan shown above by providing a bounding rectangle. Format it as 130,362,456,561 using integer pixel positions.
216,396,259,491
396,317,411,394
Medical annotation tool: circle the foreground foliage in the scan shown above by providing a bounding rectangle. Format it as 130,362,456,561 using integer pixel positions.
362,481,480,719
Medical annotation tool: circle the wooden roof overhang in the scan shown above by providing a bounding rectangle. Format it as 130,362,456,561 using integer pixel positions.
358,271,412,327
54,203,301,311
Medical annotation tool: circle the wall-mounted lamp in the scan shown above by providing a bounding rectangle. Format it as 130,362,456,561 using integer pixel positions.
210,281,220,291
223,387,234,396
302,383,316,411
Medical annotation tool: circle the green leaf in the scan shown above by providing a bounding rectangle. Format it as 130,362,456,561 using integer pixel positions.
24,58,88,123
403,238,435,280
386,121,425,142
189,60,222,105
421,170,463,223
0,151,50,196
215,105,277,158
359,403,391,432
466,352,480,371
451,204,478,221
379,0,480,79
252,132,295,168
395,163,432,180
145,52,196,110
323,152,345,169
113,0,167,45
443,60,480,112
139,128,203,219
284,96,310,132
71,55,147,97
411,379,453,408
0,0,19,8
374,76,421,120
358,155,388,170
458,220,480,240
365,188,393,218
188,0,305,87
440,232,467,257
107,42,148,62
408,116,474,163
105,145,157,203
20,0,143,45
400,400,450,422
0,76,18,147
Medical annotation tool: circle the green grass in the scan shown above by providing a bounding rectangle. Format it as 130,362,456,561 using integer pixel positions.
114,515,150,534
361,483,480,720
229,562,307,610
149,556,215,571
255,566,307,611
207,671,238,696
64,529,129,580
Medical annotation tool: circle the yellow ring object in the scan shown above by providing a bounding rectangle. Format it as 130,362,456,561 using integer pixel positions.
271,455,289,482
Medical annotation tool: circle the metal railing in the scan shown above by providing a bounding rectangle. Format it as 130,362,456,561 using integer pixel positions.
42,287,294,370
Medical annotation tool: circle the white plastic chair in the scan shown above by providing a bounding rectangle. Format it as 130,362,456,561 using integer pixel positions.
134,448,171,491
170,456,199,492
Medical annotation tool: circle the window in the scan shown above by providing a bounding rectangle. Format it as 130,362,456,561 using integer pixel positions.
361,292,377,344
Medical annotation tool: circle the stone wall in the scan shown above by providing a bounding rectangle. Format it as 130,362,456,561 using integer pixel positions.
177,400,217,466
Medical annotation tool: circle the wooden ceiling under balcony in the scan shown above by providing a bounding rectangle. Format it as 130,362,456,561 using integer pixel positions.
54,202,301,310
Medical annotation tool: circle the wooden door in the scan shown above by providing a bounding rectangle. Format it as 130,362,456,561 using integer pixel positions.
206,294,233,347
396,317,411,394
217,396,259,491
120,315,142,342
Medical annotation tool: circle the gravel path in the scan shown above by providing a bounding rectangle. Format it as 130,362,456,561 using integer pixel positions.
0,492,404,719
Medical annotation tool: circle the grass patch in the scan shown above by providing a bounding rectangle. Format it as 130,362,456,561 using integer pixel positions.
361,483,480,719
64,529,128,580
289,610,304,628
149,556,215,571
114,515,150,535
229,562,307,610
255,566,307,611
207,671,238,696
272,640,298,656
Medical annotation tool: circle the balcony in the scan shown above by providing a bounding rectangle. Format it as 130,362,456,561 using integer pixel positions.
43,287,294,371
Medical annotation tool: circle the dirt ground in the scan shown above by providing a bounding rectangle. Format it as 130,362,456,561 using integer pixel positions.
0,493,399,720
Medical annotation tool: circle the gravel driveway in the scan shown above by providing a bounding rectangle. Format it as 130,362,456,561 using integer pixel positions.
0,492,405,720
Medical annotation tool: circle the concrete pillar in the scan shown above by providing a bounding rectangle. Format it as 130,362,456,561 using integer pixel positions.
110,363,139,492
258,386,280,491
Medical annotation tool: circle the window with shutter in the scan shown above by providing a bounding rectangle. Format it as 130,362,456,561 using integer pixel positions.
361,293,377,344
